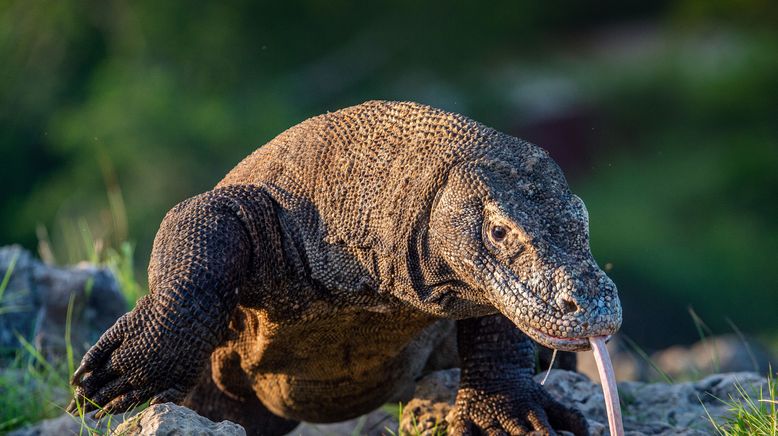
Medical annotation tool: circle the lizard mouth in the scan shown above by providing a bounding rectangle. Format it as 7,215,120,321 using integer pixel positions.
522,325,608,352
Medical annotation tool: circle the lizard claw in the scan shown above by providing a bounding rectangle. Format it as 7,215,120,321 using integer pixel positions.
449,378,589,436
68,296,207,418
449,418,519,436
71,313,128,385
94,390,145,419
65,398,78,414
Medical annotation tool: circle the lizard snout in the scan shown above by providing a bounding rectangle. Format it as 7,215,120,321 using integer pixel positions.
556,294,580,314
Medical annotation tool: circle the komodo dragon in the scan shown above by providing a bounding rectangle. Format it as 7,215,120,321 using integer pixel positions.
70,100,622,435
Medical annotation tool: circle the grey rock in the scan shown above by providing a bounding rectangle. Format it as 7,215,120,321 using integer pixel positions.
0,246,129,436
8,410,130,436
0,246,39,352
399,369,768,435
0,245,127,361
113,403,245,435
295,408,398,436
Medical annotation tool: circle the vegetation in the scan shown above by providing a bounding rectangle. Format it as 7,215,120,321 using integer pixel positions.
706,369,778,436
2,1,776,349
0,239,144,433
0,256,66,431
386,403,446,436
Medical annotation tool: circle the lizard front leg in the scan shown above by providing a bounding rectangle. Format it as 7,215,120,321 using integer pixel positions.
69,185,282,416
450,314,589,435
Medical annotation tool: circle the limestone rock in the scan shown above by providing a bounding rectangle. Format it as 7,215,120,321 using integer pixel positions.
113,403,245,435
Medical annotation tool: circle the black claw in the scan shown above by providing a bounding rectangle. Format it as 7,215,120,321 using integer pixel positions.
71,362,90,385
82,397,101,414
101,390,144,418
80,363,118,393
66,399,77,415
88,378,132,412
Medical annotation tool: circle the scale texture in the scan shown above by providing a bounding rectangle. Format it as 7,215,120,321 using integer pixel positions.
71,101,622,435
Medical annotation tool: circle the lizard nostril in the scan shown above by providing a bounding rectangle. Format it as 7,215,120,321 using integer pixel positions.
560,297,578,314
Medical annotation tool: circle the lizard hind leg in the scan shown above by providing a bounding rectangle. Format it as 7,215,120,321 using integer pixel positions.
182,359,299,436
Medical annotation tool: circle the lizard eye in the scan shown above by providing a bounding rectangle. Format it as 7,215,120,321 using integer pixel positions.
490,225,507,243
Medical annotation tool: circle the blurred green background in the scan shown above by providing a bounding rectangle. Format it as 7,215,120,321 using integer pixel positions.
1,0,776,349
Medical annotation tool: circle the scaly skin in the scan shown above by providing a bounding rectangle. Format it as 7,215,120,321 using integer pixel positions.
70,101,621,435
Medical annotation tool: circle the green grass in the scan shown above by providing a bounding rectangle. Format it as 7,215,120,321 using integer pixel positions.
0,292,76,432
0,291,135,434
0,338,71,432
384,402,447,436
684,310,777,434
620,334,675,384
0,179,145,433
105,241,145,308
689,307,722,375
0,251,31,316
706,368,778,436
0,226,146,433
42,216,146,308
0,251,18,304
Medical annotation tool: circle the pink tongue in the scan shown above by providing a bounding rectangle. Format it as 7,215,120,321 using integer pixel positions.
589,336,624,436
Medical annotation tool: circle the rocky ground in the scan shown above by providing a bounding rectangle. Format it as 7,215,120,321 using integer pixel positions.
395,368,769,436
10,369,769,435
1,245,775,435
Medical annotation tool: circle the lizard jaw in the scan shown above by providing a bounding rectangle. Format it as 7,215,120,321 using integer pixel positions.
521,324,609,352
481,260,622,352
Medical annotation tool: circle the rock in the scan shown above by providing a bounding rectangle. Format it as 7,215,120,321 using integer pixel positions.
399,369,768,435
113,403,245,435
296,408,398,436
0,245,127,361
8,410,129,436
651,334,776,381
0,246,129,435
399,369,459,434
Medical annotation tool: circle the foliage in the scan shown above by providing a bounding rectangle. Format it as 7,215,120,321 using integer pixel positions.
1,1,777,348
0,336,71,431
385,402,447,436
0,231,144,432
707,369,778,435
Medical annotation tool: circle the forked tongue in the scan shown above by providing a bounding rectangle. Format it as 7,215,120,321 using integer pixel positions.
589,336,624,436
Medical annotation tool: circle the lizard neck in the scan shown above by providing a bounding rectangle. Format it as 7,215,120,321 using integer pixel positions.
377,197,496,320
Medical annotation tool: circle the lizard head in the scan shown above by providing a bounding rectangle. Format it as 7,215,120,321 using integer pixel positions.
427,140,622,351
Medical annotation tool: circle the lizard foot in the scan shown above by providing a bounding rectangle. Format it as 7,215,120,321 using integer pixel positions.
68,296,209,418
448,376,589,436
